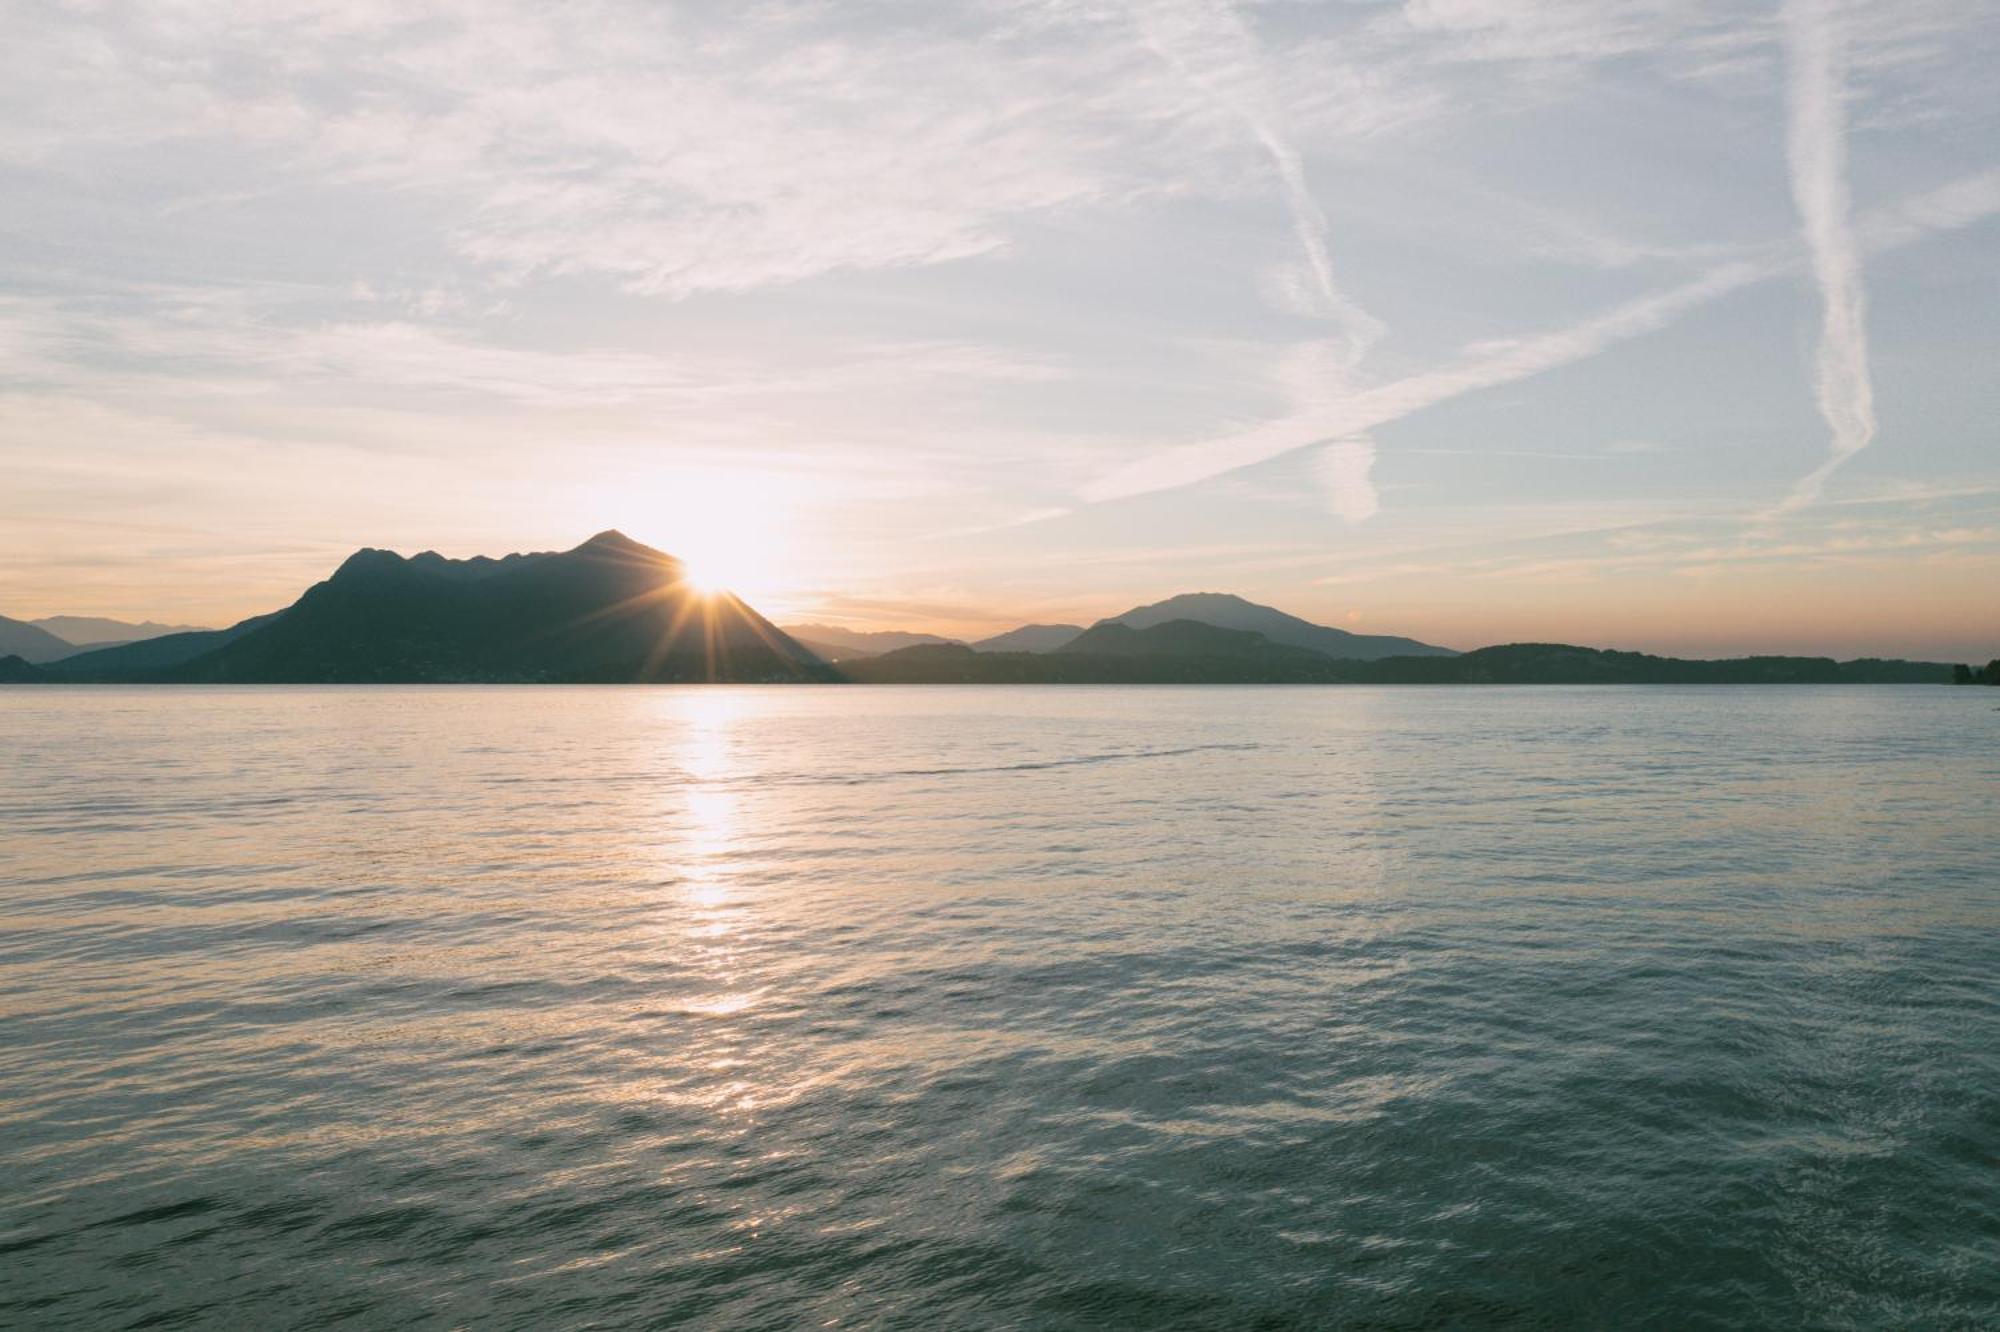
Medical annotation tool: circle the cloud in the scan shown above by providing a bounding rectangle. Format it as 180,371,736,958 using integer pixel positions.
1775,0,1875,514
1,290,1062,410
1314,438,1380,522
1856,167,2000,250
0,2,1234,297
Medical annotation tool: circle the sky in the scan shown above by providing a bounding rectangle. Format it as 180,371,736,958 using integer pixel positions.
2,0,1996,660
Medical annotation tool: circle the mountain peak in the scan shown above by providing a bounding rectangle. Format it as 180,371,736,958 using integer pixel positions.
575,529,658,557
330,547,408,580
1107,592,1456,660
1147,592,1256,610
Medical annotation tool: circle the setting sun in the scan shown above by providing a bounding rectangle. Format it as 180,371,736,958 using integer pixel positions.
675,557,728,598
580,468,798,605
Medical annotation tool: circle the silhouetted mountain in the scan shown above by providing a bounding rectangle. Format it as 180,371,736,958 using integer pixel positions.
1106,592,1454,659
845,622,1357,683
788,637,867,662
1343,643,1957,685
0,614,78,664
7,543,1971,687
52,532,832,684
31,615,211,646
778,624,958,659
44,613,284,680
1058,619,1337,663
839,636,1959,685
970,623,1082,653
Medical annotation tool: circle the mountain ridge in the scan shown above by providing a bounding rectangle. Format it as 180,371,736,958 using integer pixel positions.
1,541,1979,685
51,532,830,684
778,624,958,659
1104,592,1455,660
970,623,1083,653
30,615,212,646
0,613,80,664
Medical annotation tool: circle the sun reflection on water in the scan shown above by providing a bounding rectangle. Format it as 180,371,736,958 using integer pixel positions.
655,692,769,1080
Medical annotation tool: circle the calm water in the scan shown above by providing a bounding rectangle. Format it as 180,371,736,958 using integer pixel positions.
2,685,1996,1329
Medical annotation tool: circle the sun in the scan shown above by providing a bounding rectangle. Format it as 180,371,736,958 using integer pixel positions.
676,554,730,597
577,466,807,605
669,519,779,599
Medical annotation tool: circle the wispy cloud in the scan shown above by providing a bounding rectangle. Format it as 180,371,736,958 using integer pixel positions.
0,291,1062,409
1314,438,1380,522
1777,0,1875,513
0,2,1226,298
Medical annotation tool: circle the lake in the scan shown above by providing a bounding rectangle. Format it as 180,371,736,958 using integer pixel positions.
2,685,1995,1328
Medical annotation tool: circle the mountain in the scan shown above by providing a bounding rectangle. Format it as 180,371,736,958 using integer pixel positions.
44,612,284,680
1105,593,1454,660
30,615,211,646
838,634,1961,685
52,532,832,684
779,624,958,659
845,621,1358,684
0,614,79,664
969,623,1082,653
1057,620,1336,664
0,654,45,682
788,637,870,662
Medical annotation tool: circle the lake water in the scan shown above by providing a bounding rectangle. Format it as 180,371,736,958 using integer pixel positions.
2,685,1996,1328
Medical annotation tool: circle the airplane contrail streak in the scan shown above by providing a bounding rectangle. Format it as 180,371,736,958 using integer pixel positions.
1777,0,1875,513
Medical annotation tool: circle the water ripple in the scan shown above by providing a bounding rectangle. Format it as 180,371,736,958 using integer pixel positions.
1,684,1996,1328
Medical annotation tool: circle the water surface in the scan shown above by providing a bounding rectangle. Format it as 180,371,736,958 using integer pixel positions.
2,686,1996,1328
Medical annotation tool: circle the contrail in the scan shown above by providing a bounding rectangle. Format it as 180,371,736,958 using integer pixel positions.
1083,260,1764,502
1128,0,1384,519
1778,0,1875,513
1077,164,2000,506
1130,0,1383,366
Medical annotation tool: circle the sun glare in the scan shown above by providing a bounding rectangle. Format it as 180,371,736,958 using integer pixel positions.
671,523,777,599
583,469,801,605
677,557,727,597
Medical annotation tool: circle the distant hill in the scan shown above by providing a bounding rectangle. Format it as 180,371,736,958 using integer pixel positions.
1106,592,1454,660
46,532,831,684
1057,619,1336,664
0,614,78,664
44,613,283,680
779,624,959,659
845,621,1358,683
0,654,44,682
970,623,1082,653
788,637,865,662
1344,643,1958,685
838,635,1960,685
31,615,210,646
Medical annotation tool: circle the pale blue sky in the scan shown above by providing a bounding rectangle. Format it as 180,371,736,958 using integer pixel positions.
2,0,1995,657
